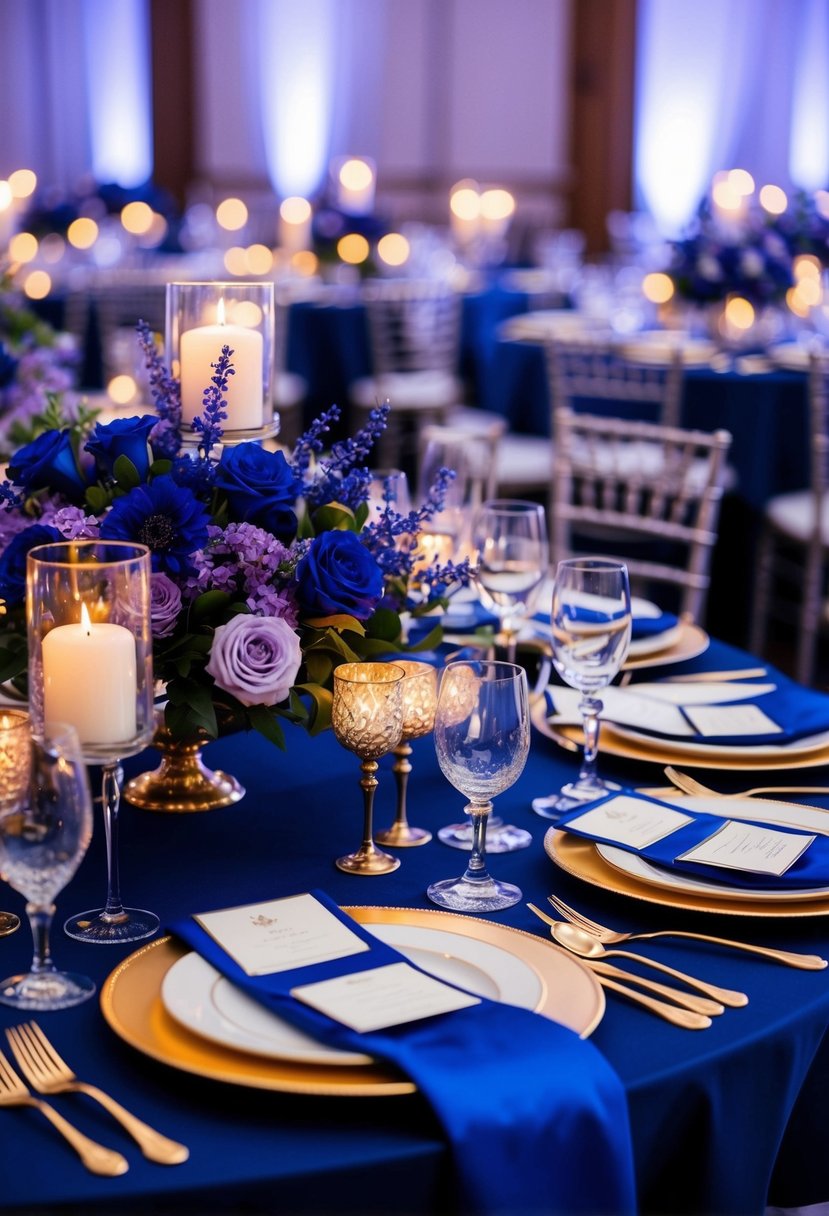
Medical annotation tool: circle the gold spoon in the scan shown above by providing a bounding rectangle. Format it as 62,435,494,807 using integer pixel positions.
526,904,748,1007
664,766,829,803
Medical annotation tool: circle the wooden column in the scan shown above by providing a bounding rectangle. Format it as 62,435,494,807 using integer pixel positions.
150,0,196,208
567,0,638,255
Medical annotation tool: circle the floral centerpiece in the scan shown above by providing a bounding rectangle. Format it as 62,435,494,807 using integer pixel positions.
0,267,81,458
669,198,793,306
0,321,469,749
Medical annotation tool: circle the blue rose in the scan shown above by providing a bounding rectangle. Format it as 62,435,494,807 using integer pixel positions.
85,415,157,481
296,530,384,621
6,429,89,501
0,524,61,606
214,444,297,542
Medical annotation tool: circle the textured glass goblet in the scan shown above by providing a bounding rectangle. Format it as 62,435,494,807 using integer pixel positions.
473,500,549,664
0,718,95,1010
332,663,404,874
375,660,437,848
428,660,530,912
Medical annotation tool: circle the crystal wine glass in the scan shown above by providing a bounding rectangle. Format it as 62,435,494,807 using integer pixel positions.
472,500,549,663
533,557,631,818
0,715,96,1010
331,662,405,874
427,660,530,912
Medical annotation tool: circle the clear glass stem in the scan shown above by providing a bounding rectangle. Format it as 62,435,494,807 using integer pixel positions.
101,761,127,923
27,902,57,975
578,695,602,786
462,801,493,884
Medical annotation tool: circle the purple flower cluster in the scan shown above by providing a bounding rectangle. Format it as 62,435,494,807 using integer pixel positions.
186,523,300,624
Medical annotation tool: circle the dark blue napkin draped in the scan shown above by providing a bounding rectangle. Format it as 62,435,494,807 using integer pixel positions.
557,791,829,891
171,890,636,1215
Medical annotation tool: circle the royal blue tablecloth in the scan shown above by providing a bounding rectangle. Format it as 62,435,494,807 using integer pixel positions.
1,636,829,1215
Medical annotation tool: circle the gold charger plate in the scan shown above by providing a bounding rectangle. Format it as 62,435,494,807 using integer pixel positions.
622,621,709,671
100,906,604,1098
545,829,829,918
530,697,829,771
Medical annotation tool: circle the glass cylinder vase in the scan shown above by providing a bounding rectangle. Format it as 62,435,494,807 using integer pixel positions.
165,280,277,443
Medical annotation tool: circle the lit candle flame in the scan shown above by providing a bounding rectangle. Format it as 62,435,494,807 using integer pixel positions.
217,298,226,326
80,602,92,635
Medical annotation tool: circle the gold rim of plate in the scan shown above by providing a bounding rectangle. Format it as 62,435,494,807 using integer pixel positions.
622,621,709,670
100,906,604,1098
545,829,829,918
530,697,829,771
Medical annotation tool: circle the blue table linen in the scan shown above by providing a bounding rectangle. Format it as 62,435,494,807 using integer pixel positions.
171,889,636,1216
557,791,829,891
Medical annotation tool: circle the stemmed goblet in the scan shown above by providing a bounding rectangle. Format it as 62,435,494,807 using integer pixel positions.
26,540,157,943
472,500,549,664
532,557,631,818
331,662,404,874
0,713,96,1010
427,660,530,912
375,660,437,848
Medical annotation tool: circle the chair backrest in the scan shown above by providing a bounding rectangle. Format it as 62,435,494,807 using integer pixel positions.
362,279,462,376
807,351,829,519
545,336,685,428
551,407,733,624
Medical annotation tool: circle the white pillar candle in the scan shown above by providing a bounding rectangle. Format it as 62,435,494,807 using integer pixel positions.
42,607,137,747
179,314,264,430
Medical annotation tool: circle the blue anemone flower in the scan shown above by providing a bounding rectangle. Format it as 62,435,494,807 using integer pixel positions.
99,474,210,575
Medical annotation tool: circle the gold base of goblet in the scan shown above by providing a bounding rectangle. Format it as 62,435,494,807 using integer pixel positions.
124,729,245,813
374,822,432,847
0,913,19,937
336,843,401,875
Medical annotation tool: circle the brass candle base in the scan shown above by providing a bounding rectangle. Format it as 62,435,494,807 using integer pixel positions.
336,757,400,875
124,727,245,813
375,742,432,848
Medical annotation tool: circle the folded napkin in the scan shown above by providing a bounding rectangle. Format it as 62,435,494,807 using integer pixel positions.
557,790,829,891
629,608,678,640
171,890,635,1216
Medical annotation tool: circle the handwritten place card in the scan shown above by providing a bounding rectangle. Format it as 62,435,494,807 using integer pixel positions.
564,796,694,849
677,821,815,877
195,893,370,977
682,703,782,738
292,961,481,1033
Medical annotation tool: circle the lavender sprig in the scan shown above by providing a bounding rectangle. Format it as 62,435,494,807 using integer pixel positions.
289,405,340,479
190,345,232,458
136,320,181,457
304,403,390,509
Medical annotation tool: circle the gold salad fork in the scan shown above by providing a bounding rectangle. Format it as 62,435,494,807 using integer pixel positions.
0,1046,128,1175
547,894,827,970
6,1022,189,1165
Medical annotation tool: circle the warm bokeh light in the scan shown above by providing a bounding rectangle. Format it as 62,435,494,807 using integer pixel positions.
786,286,811,318
40,233,66,263
121,200,154,235
337,233,370,264
795,276,821,307
450,185,481,221
0,181,12,211
245,243,274,275
232,300,263,328
642,271,675,304
377,232,410,267
223,245,248,276
23,270,51,300
723,295,755,330
280,196,312,224
136,213,167,247
8,168,36,199
338,158,373,191
8,232,37,263
291,250,319,276
759,184,788,214
67,217,99,249
794,254,822,281
480,188,515,221
727,168,755,196
816,190,829,220
711,176,743,212
107,374,138,404
216,197,248,231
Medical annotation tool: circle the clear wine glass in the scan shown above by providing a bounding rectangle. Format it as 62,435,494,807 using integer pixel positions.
427,660,530,912
0,715,96,1010
533,557,631,819
472,500,549,663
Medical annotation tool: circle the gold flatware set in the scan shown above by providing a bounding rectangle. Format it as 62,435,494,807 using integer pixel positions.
0,1021,187,1173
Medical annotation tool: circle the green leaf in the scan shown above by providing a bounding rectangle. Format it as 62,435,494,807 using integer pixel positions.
148,458,172,478
247,705,287,750
190,590,234,625
165,698,218,740
312,503,357,533
303,651,334,686
0,634,28,684
304,613,365,635
365,607,402,642
85,484,110,514
407,623,443,652
294,683,333,734
354,501,369,529
112,454,141,490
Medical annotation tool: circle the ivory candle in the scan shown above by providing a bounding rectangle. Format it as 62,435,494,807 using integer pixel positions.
42,605,137,746
179,303,264,430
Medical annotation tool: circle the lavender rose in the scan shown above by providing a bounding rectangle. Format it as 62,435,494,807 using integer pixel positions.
205,613,302,707
150,573,182,638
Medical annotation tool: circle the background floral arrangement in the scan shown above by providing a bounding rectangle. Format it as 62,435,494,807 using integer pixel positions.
0,322,469,746
669,198,794,306
0,266,81,458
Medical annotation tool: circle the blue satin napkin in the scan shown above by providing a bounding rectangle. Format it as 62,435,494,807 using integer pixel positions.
557,791,829,891
171,890,636,1215
629,608,678,639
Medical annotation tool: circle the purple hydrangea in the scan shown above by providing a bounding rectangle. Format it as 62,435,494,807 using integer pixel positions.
205,613,302,707
186,522,300,623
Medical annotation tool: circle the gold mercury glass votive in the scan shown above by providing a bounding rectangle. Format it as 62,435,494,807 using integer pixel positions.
331,662,404,874
375,660,437,848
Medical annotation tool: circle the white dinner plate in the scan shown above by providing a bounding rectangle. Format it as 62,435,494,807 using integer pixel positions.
596,793,829,904
605,720,829,761
162,921,546,1066
618,333,717,367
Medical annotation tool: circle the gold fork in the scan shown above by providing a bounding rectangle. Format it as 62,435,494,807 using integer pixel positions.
547,893,827,970
6,1022,189,1165
663,765,829,804
0,1046,128,1175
